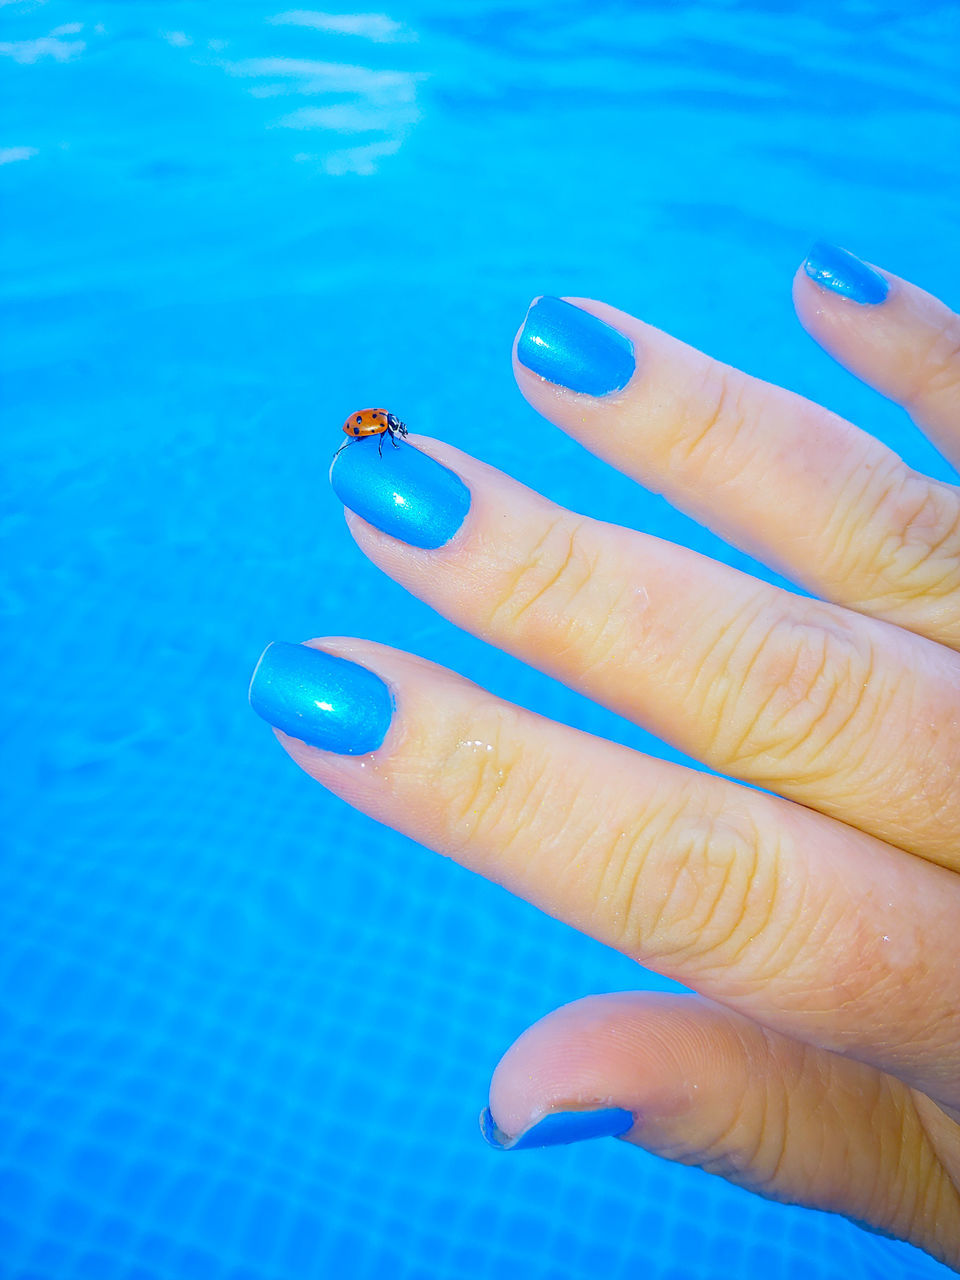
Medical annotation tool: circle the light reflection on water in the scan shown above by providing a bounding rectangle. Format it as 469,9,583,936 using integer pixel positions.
217,50,427,172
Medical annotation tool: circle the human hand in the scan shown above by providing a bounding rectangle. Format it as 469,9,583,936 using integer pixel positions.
249,244,960,1270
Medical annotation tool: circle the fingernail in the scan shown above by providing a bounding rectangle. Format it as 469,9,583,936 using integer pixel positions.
330,436,471,550
517,296,636,395
249,642,393,754
803,242,889,305
479,1106,634,1151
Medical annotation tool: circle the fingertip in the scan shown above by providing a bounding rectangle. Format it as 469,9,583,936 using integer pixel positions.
479,1103,636,1152
486,992,693,1139
789,245,960,464
797,241,890,306
246,638,397,759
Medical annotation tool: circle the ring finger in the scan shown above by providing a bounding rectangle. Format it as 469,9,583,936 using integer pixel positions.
247,637,960,1111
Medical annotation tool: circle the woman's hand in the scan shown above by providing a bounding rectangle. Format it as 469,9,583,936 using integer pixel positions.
249,243,960,1270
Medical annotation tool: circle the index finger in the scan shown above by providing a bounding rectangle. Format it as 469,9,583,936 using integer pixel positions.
249,637,960,1114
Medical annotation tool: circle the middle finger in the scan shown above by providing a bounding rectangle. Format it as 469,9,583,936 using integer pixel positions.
330,436,960,868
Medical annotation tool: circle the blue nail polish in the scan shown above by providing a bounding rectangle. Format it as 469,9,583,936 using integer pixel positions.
330,436,470,550
517,296,636,395
479,1106,634,1151
249,642,393,754
803,242,888,305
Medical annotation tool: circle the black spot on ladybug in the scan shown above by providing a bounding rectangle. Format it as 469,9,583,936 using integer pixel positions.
353,426,360,434
355,415,363,423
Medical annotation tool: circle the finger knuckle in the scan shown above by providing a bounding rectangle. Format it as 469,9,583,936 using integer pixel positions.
699,1038,799,1190
444,707,524,849
487,515,603,639
442,707,566,875
860,472,960,604
704,607,877,780
667,362,760,480
619,796,778,969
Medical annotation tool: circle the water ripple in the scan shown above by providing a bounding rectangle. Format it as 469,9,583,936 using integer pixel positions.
0,33,86,62
267,9,418,43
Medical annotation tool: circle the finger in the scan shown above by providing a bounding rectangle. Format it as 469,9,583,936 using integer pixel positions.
512,294,960,650
248,638,960,1111
331,437,960,869
794,243,960,471
482,992,960,1270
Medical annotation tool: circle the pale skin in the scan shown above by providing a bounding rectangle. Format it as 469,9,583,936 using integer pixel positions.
272,260,960,1269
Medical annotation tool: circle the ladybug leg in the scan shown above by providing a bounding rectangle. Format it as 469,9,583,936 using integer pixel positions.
378,433,385,457
390,430,401,449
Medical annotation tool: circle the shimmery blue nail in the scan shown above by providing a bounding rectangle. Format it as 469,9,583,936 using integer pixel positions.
517,296,636,395
479,1106,634,1151
330,436,470,550
803,242,888,305
249,642,393,754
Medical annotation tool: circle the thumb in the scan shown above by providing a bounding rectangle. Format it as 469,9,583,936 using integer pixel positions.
480,992,959,1270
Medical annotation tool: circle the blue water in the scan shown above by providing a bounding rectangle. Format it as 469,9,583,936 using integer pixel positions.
3,2,959,1277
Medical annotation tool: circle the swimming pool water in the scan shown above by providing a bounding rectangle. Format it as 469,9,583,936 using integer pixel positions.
3,1,959,1276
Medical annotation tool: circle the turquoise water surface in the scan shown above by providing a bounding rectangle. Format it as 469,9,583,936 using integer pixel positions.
3,1,960,1277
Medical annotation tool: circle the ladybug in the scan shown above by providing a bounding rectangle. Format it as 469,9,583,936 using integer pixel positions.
335,408,408,458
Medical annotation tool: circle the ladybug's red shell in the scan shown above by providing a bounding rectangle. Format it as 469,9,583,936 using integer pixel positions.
342,408,394,438
336,408,407,459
